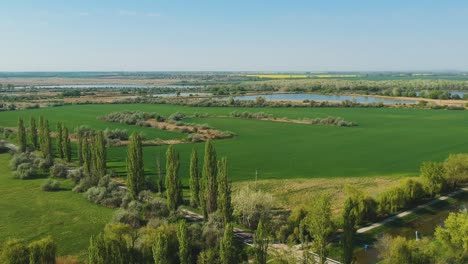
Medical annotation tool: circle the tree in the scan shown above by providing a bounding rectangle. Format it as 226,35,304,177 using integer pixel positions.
444,154,468,190
56,122,64,158
62,126,72,162
201,141,217,217
29,117,38,150
127,132,145,199
17,117,27,152
40,119,53,163
153,232,169,264
434,210,468,263
77,132,84,165
82,138,91,177
165,145,182,211
189,148,200,208
420,161,446,197
220,223,237,264
156,154,164,195
377,235,435,264
254,219,269,264
342,198,357,264
177,221,190,264
92,131,107,179
28,236,56,264
305,194,333,264
217,157,232,224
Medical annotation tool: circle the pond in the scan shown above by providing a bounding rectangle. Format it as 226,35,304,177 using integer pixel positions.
228,93,418,104
354,192,468,264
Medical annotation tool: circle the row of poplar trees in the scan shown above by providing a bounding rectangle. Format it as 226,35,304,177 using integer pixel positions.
126,132,232,223
77,129,107,185
17,117,71,163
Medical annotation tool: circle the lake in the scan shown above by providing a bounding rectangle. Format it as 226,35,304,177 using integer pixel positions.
228,93,418,104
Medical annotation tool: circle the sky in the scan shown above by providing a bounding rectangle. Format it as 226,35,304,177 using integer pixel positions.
0,0,467,72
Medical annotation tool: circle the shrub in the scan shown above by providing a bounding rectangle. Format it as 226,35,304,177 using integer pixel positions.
49,163,68,178
13,162,37,179
104,128,129,140
0,239,29,264
28,236,57,264
68,168,84,184
84,176,126,208
188,134,204,143
112,209,144,228
232,186,275,228
41,179,60,191
168,112,186,121
10,152,35,170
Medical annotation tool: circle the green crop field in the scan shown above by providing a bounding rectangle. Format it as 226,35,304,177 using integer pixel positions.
2,104,468,183
0,154,113,257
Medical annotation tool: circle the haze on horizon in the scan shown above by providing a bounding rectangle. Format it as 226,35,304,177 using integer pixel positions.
1,0,467,72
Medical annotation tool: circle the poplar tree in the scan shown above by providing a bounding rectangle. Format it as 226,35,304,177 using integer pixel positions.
177,221,190,264
152,232,169,264
56,122,64,158
165,145,182,211
127,132,144,199
82,138,91,177
156,154,164,195
62,126,72,162
202,141,217,217
217,157,232,224
29,117,38,150
254,219,269,264
220,223,237,264
38,116,45,148
17,117,27,152
189,148,200,208
342,198,357,264
41,120,53,163
92,131,107,179
77,132,84,165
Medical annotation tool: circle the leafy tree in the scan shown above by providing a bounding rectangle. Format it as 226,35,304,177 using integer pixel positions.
82,138,91,177
0,239,29,264
345,185,377,224
342,198,357,264
377,235,435,264
153,232,169,264
28,236,56,264
444,154,468,189
420,161,446,197
254,219,269,264
29,117,38,150
220,223,237,264
189,148,200,208
56,122,64,158
177,221,190,264
77,132,84,165
127,132,145,199
62,125,72,162
434,210,468,263
305,193,333,264
217,157,232,224
165,145,182,211
17,118,27,152
201,141,217,217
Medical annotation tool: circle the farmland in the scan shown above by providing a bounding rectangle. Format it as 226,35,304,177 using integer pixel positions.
0,154,113,258
1,104,468,183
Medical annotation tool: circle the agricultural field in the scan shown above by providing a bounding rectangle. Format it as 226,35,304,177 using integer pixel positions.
1,104,468,186
0,154,113,258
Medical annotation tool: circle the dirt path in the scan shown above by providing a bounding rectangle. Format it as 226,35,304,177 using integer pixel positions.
357,187,468,234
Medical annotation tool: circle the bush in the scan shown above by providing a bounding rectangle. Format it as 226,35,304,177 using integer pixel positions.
188,134,204,143
68,168,84,184
232,186,275,228
168,111,186,121
84,176,126,208
0,239,29,264
49,163,68,178
41,179,61,191
98,111,157,125
112,209,144,228
28,236,57,264
104,128,129,140
10,152,35,170
13,162,37,179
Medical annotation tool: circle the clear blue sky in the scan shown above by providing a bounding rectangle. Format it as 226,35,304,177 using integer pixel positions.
1,0,467,71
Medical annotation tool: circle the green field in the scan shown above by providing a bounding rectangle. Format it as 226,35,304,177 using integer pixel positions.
0,154,113,257
1,104,468,183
